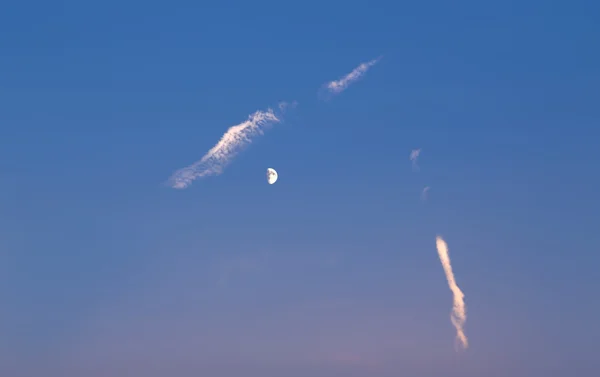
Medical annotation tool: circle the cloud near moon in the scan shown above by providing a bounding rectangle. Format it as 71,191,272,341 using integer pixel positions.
167,103,294,189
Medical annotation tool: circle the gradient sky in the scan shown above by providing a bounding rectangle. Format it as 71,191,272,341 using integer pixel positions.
1,1,599,376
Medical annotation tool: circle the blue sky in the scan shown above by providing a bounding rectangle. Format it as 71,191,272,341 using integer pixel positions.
1,1,599,376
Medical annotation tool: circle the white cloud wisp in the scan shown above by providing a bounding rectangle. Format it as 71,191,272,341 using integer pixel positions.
320,57,382,99
435,236,468,350
168,104,293,189
410,148,421,171
421,186,430,201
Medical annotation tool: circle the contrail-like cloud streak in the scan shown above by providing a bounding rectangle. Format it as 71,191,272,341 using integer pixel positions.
435,236,468,350
320,57,382,98
168,103,293,189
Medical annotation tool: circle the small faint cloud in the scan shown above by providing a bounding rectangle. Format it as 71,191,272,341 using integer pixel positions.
278,100,298,112
410,148,421,171
421,186,430,201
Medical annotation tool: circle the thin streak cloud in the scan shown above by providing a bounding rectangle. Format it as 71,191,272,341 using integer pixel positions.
319,57,382,99
167,103,294,189
435,236,468,350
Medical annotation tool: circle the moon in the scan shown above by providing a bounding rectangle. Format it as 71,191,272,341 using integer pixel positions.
266,168,278,184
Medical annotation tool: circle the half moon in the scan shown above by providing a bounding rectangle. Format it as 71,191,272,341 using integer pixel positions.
266,168,278,184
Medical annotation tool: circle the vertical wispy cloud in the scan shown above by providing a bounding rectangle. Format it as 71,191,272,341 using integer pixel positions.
410,148,421,171
435,236,468,350
319,57,382,99
421,186,430,201
167,102,294,189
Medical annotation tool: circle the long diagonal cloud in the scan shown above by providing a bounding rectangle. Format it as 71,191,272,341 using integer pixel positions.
435,236,468,350
319,57,382,99
167,102,295,189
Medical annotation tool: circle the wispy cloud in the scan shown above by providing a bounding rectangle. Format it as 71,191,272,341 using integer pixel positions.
319,57,382,99
167,102,294,189
278,100,298,112
410,148,421,171
435,236,468,350
421,186,430,201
